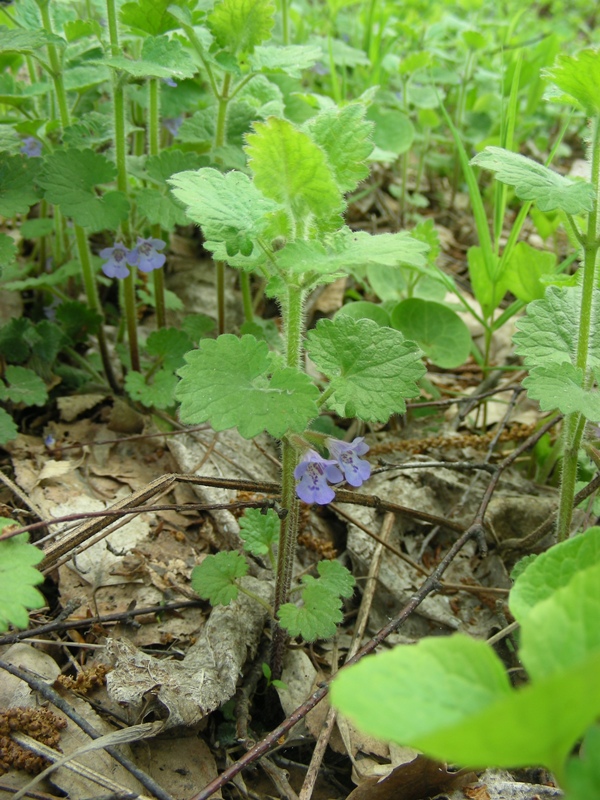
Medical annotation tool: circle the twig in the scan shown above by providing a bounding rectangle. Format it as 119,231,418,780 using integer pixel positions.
298,513,396,800
0,781,58,800
500,470,600,552
12,724,161,800
0,599,204,647
0,659,174,800
186,519,484,800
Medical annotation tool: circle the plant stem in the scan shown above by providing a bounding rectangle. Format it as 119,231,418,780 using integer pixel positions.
74,227,120,393
280,0,290,45
106,0,140,371
37,0,119,392
148,77,166,329
556,115,600,541
240,273,254,324
271,284,305,677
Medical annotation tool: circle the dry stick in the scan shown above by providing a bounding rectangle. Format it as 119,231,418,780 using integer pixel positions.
185,416,560,800
298,512,396,800
0,599,205,647
0,659,175,800
500,470,600,552
0,781,59,800
2,499,277,543
415,387,528,561
330,502,508,597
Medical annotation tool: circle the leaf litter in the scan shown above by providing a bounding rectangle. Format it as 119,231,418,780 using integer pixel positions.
0,171,571,800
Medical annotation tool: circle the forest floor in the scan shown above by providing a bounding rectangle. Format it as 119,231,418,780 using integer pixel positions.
0,172,574,800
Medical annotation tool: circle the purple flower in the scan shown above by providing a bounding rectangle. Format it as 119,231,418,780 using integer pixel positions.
294,450,343,505
127,237,166,273
311,61,330,76
163,116,183,136
162,76,177,88
100,242,131,279
21,137,42,157
326,437,371,488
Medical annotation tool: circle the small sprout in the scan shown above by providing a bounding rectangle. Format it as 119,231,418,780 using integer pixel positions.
128,237,167,273
100,242,131,279
294,450,343,505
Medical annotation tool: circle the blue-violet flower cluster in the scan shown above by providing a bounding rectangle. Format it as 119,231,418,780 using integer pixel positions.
294,437,371,505
99,238,166,279
21,137,42,157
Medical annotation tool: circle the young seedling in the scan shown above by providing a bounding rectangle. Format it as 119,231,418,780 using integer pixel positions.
169,104,429,673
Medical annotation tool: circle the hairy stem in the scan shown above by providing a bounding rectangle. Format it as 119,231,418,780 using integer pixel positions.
37,0,119,391
271,285,305,677
106,0,140,371
556,115,600,541
148,77,166,329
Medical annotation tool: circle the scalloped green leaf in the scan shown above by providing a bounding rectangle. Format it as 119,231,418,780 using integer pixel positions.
101,35,197,80
275,230,428,278
470,146,594,214
0,28,65,56
136,187,190,229
0,408,18,446
120,0,192,35
0,532,45,631
510,528,600,624
191,551,248,606
2,366,47,407
304,103,373,193
168,167,280,258
306,316,425,422
176,334,319,438
146,327,193,372
513,286,600,371
208,0,274,54
146,149,206,183
314,560,355,598
239,507,279,557
278,581,343,641
521,363,600,420
0,234,17,272
125,369,178,410
38,150,129,232
390,299,471,369
246,117,343,234
0,154,40,217
543,49,600,116
247,44,321,77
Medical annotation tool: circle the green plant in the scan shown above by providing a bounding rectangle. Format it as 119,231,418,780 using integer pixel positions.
0,520,45,632
169,104,429,672
331,525,600,791
471,48,600,541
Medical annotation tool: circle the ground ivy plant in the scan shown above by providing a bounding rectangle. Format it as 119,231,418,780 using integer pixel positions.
470,47,600,541
331,526,600,796
169,103,429,671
